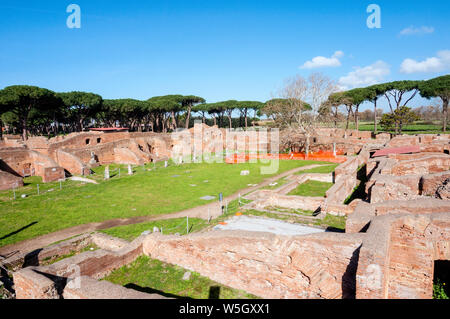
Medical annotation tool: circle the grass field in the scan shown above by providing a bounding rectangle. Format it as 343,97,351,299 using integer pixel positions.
101,217,209,241
103,255,258,299
287,180,334,197
345,120,448,135
0,159,330,247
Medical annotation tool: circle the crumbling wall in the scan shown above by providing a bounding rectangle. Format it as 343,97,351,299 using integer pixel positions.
13,234,147,299
356,213,450,299
55,150,89,176
324,148,370,206
0,149,64,182
0,170,23,190
143,230,364,299
346,199,450,234
113,147,145,165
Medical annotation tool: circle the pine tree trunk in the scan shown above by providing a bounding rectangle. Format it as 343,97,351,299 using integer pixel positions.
171,111,177,130
244,109,248,129
354,104,360,131
185,106,192,129
22,117,28,141
374,99,378,134
345,105,351,130
443,98,448,133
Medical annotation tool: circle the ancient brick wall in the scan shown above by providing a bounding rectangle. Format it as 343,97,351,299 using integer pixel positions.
356,213,450,299
55,150,87,175
389,155,450,176
0,170,23,190
0,149,63,182
346,199,450,234
143,231,364,299
13,235,146,299
113,147,145,165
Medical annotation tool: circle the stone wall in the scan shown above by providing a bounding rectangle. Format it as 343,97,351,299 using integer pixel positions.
346,198,450,234
356,213,450,299
367,152,450,203
12,234,149,299
244,190,324,212
55,150,89,176
143,231,364,299
0,149,64,182
324,148,370,206
0,170,23,190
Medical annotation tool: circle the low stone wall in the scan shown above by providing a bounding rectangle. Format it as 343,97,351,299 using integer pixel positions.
143,230,364,299
1,234,93,272
369,175,422,203
346,198,450,234
387,136,421,148
244,190,324,212
389,154,450,176
325,177,357,205
356,213,450,299
62,276,167,299
325,148,370,206
367,152,450,203
421,172,450,196
13,234,149,299
0,149,64,182
0,170,23,190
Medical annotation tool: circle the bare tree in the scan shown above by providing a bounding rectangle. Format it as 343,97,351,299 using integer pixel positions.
308,72,338,119
262,73,337,152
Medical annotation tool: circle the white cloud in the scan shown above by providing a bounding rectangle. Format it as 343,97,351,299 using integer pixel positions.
400,26,434,36
400,50,450,74
338,60,390,90
300,51,344,69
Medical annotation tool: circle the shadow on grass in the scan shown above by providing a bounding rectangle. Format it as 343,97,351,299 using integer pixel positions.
124,283,191,299
0,221,38,241
208,286,221,299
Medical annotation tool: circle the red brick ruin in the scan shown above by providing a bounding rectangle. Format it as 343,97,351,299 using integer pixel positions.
1,125,449,299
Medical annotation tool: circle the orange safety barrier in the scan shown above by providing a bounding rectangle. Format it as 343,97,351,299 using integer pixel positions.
225,151,346,164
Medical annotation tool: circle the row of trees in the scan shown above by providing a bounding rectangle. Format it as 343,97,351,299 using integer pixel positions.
0,86,266,140
1,74,448,141
322,75,450,134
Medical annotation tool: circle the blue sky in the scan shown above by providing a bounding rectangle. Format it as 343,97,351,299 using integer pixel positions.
0,0,449,112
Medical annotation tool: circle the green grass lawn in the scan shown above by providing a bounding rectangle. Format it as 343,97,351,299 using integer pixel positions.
99,195,347,242
0,160,329,247
103,255,258,299
345,121,448,135
101,217,209,241
287,180,334,197
261,177,289,190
